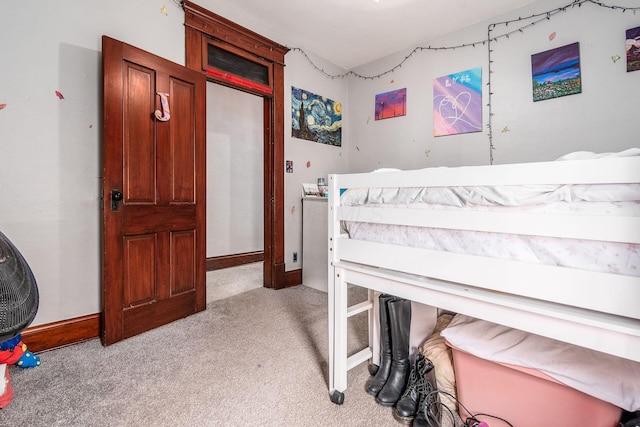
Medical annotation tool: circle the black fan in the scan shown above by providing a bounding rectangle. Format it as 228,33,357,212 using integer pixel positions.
0,231,39,343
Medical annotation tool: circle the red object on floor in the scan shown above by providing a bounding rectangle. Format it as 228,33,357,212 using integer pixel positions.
0,342,25,365
0,368,12,409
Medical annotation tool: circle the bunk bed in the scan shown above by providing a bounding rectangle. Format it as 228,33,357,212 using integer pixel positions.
326,149,640,404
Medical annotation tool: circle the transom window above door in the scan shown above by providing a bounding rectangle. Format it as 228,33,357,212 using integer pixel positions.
202,36,273,96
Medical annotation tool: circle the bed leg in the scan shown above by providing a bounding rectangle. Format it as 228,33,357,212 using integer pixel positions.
329,390,345,405
328,268,348,403
369,289,379,374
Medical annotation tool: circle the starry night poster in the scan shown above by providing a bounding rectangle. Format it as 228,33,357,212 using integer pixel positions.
291,87,342,146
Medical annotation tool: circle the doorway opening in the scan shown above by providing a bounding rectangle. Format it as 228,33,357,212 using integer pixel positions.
205,82,264,302
184,1,298,289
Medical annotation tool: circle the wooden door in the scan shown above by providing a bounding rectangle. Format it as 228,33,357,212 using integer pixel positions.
101,36,206,345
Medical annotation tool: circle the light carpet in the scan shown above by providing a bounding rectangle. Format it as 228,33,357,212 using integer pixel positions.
0,278,400,426
206,263,263,304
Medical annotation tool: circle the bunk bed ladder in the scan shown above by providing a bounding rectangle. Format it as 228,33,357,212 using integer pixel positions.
328,265,375,404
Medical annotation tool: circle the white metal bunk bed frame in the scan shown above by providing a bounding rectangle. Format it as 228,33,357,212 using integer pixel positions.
327,155,640,404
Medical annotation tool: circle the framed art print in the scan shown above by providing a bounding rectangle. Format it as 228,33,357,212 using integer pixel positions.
375,88,407,120
433,68,482,136
531,42,582,102
627,26,640,72
291,87,342,146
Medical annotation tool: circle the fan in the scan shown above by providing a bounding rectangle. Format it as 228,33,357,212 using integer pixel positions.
0,231,39,343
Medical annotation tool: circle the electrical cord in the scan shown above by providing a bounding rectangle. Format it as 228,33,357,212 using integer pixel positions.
422,389,515,427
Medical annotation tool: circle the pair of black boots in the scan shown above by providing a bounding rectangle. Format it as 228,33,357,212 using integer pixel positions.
393,353,441,426
366,294,412,407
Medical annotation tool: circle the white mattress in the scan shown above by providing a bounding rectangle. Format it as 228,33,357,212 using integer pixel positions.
341,182,640,277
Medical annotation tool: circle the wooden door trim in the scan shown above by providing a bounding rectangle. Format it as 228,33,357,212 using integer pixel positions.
101,37,126,343
183,2,287,66
184,2,294,289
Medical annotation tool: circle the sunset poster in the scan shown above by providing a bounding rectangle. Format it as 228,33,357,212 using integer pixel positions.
375,88,407,120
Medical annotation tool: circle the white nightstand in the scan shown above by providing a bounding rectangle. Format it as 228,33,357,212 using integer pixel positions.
302,197,328,292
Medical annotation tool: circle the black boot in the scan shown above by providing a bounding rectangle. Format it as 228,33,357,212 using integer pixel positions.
392,353,434,424
412,366,441,427
366,294,396,396
375,298,411,406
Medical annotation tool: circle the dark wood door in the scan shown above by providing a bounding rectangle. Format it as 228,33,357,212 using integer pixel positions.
101,36,206,345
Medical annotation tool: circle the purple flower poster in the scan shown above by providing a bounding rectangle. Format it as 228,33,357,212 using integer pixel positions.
627,26,640,72
433,68,482,136
531,42,581,101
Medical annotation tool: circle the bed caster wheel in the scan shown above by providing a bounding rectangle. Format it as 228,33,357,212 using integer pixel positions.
368,363,379,376
330,390,345,405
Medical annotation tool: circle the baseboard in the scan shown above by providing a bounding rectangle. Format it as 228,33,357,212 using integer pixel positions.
284,268,302,288
206,251,264,270
21,314,101,353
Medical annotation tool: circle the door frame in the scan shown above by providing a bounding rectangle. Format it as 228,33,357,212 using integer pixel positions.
183,2,295,289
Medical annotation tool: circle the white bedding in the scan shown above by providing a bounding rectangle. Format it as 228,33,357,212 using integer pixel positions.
441,314,640,411
344,146,640,208
342,182,640,209
341,165,640,277
344,217,640,277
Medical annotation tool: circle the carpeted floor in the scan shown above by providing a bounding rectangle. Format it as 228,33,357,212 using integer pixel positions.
0,270,401,426
206,263,263,304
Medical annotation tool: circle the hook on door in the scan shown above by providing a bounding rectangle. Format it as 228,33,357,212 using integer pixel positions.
154,92,170,122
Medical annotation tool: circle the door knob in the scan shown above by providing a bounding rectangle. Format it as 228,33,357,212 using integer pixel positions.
111,189,123,211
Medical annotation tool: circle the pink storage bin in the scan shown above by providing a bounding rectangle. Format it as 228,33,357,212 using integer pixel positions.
448,343,622,427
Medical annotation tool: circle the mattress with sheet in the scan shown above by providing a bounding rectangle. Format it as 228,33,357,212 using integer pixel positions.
340,150,640,278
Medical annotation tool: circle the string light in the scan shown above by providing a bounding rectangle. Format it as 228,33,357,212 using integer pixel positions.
291,0,636,80
289,0,639,164
177,0,639,164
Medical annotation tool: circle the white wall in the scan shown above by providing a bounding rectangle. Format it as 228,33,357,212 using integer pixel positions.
488,0,639,163
0,1,185,326
206,83,264,257
347,0,639,171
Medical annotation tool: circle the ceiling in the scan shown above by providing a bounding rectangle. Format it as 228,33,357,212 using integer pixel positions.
195,0,544,70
